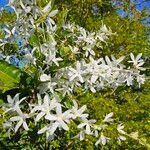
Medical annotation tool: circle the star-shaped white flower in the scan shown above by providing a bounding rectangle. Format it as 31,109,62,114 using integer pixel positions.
39,74,57,93
128,53,145,70
71,100,88,119
44,105,73,135
9,106,29,133
77,118,96,135
117,124,126,134
30,94,60,122
68,61,84,83
95,135,110,146
103,112,113,123
4,93,26,114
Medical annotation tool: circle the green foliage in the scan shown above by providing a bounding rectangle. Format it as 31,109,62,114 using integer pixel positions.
101,12,150,57
52,81,149,149
55,0,114,31
52,0,150,149
0,60,21,93
78,87,150,149
0,10,16,24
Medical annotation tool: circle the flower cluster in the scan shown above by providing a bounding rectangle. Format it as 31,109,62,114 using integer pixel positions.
63,22,113,57
8,0,57,37
0,0,146,147
39,54,145,95
3,93,126,145
0,0,58,68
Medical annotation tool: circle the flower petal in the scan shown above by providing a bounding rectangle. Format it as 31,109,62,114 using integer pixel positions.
45,114,57,121
15,120,23,133
50,122,59,135
35,112,45,122
38,126,48,134
59,120,69,131
10,116,21,121
23,121,29,131
85,125,91,134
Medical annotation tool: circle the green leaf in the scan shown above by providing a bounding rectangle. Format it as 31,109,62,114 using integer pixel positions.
29,34,40,46
59,46,70,56
0,60,21,92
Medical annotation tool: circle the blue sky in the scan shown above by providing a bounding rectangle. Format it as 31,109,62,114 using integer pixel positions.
0,0,8,8
116,1,150,16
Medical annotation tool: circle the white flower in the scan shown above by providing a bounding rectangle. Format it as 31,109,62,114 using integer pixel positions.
39,74,57,93
31,94,60,122
104,55,123,69
4,27,16,39
95,135,110,146
20,0,31,13
100,24,108,32
89,84,96,93
63,22,76,32
68,61,84,83
40,74,51,81
44,51,63,66
83,44,95,57
77,27,87,41
24,52,36,65
9,107,29,133
39,37,57,56
88,56,102,69
78,118,96,135
125,74,133,86
38,125,55,141
96,24,112,42
41,1,58,32
71,100,88,119
46,130,55,141
87,56,102,83
37,125,55,141
93,129,99,138
46,13,57,33
128,53,145,70
4,93,26,114
56,82,73,96
137,74,145,87
78,27,95,44
38,125,49,134
117,124,126,134
117,135,126,143
75,130,86,141
69,45,80,54
100,24,112,35
103,112,113,123
44,105,73,135
111,55,125,67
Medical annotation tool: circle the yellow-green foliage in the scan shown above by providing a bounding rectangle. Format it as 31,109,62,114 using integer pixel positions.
55,0,113,31
0,10,16,24
52,0,150,149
